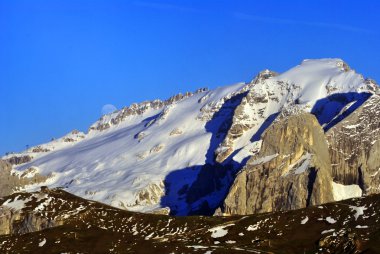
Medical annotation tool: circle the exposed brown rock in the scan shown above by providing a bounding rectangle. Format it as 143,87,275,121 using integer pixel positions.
149,207,170,215
150,144,164,154
71,129,80,134
5,155,33,165
31,146,50,153
0,206,60,235
90,90,199,132
326,94,380,194
0,160,49,198
250,69,278,84
134,182,165,207
169,128,183,136
220,113,334,215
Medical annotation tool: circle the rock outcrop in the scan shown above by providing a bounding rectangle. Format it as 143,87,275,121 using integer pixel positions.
215,70,278,163
0,160,48,198
4,155,33,165
327,94,380,194
0,188,78,235
89,88,207,132
220,113,335,215
0,206,59,235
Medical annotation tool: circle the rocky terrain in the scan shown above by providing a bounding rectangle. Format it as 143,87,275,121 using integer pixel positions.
218,113,335,215
0,188,380,253
1,58,379,218
326,94,380,194
0,160,48,197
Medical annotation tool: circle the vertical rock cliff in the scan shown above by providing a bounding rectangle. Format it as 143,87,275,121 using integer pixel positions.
327,94,380,194
219,113,335,215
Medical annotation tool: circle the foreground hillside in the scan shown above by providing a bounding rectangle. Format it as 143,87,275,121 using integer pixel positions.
0,188,379,253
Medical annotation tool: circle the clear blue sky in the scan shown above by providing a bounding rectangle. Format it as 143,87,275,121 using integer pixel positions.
1,0,379,155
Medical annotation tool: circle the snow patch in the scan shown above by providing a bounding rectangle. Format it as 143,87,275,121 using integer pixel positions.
344,124,361,129
294,153,312,174
208,224,234,238
38,238,46,247
247,218,269,231
187,245,208,249
284,153,312,176
332,182,362,201
301,216,309,224
349,205,367,220
326,217,337,224
321,229,335,234
2,196,32,211
251,154,278,166
233,141,262,164
34,196,54,212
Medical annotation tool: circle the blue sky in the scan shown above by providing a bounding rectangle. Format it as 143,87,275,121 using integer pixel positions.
0,0,379,155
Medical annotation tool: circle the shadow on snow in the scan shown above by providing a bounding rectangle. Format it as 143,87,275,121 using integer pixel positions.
311,92,372,131
160,91,372,216
160,92,248,215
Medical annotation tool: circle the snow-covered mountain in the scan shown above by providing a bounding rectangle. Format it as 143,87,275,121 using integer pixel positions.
2,58,379,215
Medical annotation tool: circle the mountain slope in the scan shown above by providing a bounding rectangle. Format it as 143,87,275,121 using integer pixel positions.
0,188,380,253
2,58,379,215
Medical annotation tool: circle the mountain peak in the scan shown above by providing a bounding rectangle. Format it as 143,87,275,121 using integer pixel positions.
2,59,379,216
251,69,278,83
301,58,349,69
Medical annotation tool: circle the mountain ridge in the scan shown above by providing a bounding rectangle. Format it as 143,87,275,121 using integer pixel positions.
1,187,380,253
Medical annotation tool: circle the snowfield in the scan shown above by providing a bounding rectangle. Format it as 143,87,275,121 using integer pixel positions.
3,58,378,214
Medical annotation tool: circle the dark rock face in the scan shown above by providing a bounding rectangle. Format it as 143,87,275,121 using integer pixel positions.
220,113,334,215
5,155,33,166
0,190,68,235
31,146,50,153
0,160,22,197
0,208,59,235
326,94,380,194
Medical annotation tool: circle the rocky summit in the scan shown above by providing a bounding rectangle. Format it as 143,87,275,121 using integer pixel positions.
1,58,380,252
